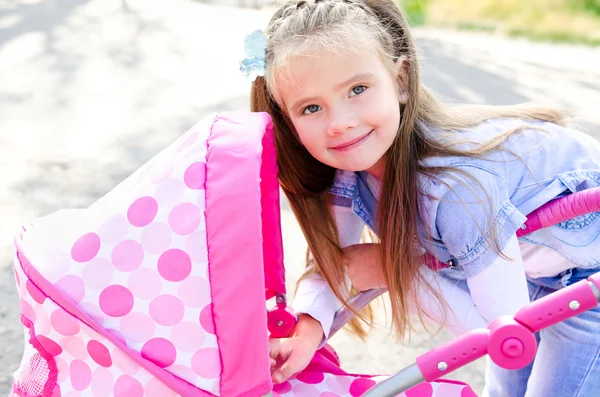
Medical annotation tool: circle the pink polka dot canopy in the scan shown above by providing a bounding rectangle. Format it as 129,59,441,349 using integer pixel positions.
10,112,474,397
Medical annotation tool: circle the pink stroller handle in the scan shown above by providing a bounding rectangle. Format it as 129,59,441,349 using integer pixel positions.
517,187,600,237
418,187,600,270
361,273,600,397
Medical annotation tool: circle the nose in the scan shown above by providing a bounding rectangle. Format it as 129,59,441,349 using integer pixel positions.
326,104,357,136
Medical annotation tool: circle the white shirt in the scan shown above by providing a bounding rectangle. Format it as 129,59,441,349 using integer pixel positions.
293,202,534,341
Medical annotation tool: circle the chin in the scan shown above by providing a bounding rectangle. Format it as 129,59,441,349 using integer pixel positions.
336,158,381,173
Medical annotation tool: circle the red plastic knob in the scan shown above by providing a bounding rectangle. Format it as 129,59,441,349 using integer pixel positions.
267,304,296,338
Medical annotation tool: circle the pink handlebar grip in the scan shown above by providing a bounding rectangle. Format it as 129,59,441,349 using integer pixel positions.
416,329,489,382
589,272,600,297
518,187,600,237
514,279,599,333
384,272,600,393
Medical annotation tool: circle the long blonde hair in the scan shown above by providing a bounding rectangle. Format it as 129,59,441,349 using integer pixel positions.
251,0,569,340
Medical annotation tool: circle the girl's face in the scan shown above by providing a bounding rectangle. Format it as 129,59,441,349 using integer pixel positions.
276,47,406,180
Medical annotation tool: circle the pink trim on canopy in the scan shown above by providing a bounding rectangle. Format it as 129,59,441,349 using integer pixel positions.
13,314,58,397
205,112,273,397
259,120,286,299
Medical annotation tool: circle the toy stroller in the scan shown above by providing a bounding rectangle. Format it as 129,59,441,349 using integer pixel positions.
9,112,599,397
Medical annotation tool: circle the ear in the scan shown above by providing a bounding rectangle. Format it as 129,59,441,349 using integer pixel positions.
394,55,410,104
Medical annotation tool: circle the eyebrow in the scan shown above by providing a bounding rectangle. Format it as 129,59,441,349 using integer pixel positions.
335,72,374,90
288,72,375,114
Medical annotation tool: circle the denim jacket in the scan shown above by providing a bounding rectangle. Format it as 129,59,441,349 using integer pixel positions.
329,118,600,277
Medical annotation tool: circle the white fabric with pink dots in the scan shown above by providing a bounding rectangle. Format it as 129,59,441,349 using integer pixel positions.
13,248,183,397
16,115,222,395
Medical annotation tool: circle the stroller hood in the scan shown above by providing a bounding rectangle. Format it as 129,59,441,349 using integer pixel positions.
12,112,282,397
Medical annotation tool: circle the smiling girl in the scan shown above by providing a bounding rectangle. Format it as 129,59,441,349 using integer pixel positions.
248,1,600,396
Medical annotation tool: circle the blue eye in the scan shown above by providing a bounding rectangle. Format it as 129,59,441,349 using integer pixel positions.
350,85,367,96
302,104,321,115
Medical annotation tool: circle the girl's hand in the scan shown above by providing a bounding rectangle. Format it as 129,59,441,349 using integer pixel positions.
344,243,386,291
269,314,323,384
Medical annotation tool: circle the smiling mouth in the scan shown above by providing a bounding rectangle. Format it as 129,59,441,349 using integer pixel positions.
330,130,373,151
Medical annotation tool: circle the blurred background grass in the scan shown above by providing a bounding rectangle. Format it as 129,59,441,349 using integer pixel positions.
400,0,600,45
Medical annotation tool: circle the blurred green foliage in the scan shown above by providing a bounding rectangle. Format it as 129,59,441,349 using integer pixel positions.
575,0,600,15
398,0,600,45
399,0,427,25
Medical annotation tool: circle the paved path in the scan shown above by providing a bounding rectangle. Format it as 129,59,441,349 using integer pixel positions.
1,1,599,395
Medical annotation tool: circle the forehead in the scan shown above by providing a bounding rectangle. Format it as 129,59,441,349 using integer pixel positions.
272,45,391,106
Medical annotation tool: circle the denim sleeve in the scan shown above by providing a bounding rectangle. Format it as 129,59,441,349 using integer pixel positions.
420,165,527,277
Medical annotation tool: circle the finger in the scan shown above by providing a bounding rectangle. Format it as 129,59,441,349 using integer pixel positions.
268,338,282,359
272,350,303,384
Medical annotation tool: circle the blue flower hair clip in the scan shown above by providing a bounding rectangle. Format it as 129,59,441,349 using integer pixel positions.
240,29,268,81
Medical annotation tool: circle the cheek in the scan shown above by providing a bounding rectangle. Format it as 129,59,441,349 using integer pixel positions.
294,127,332,164
383,93,401,127
365,97,399,131
294,125,312,149
375,98,400,143
294,121,323,151
390,104,401,128
363,90,399,123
